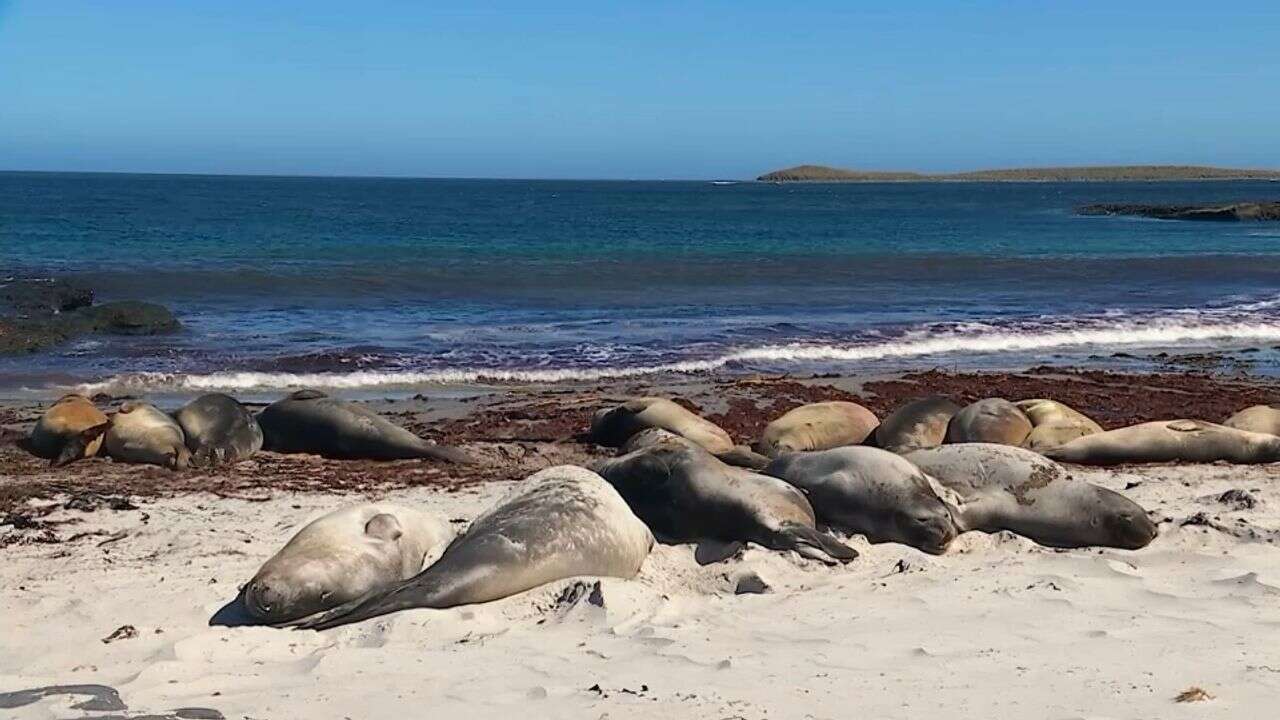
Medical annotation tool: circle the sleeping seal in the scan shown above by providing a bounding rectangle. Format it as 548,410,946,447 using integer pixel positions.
294,466,654,630
258,389,473,463
1222,404,1280,437
239,503,452,624
872,396,960,454
592,442,857,564
1016,398,1103,452
764,447,959,555
1043,419,1280,465
28,394,110,466
757,401,879,457
906,443,1157,549
946,398,1032,446
590,397,765,467
104,402,190,469
174,393,263,466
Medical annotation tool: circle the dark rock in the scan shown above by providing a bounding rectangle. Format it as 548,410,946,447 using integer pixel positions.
79,301,181,335
0,294,180,355
0,278,93,315
1217,489,1259,510
1077,201,1280,222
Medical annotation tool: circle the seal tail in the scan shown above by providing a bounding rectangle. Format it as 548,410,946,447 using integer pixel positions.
774,523,859,565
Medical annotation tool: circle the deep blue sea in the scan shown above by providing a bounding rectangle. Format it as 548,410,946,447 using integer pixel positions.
4,171,1280,398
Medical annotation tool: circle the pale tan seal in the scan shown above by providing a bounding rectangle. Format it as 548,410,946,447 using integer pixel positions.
104,401,190,469
757,401,879,457
1016,398,1104,452
27,394,109,466
591,397,734,452
1044,419,1280,465
239,503,452,624
590,397,766,467
294,466,654,630
945,398,1032,446
1222,404,1280,437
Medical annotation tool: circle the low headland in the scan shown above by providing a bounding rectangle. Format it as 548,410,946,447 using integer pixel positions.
757,164,1280,182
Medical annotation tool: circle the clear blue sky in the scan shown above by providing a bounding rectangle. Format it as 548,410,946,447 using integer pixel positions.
2,1,1278,179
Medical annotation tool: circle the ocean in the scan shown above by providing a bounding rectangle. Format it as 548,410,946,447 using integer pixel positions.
4,171,1280,398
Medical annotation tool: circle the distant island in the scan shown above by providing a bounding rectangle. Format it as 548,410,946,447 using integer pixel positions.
757,164,1280,182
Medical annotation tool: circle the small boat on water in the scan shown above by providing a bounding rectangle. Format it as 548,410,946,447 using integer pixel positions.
710,181,737,186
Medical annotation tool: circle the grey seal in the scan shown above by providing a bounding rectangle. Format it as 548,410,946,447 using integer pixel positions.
872,396,960,454
238,503,452,624
906,443,1157,549
764,446,959,555
946,398,1032,446
592,441,858,564
1043,419,1280,465
258,389,472,463
293,466,654,630
174,393,263,466
756,401,879,457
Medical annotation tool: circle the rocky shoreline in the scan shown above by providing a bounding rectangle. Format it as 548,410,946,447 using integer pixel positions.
1077,201,1280,222
0,278,180,354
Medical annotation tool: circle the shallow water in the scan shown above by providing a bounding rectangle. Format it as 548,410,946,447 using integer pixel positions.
3,172,1279,396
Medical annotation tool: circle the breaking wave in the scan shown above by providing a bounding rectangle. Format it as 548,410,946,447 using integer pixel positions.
74,309,1280,394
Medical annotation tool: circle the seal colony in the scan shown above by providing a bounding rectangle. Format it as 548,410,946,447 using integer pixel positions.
15,384,1280,629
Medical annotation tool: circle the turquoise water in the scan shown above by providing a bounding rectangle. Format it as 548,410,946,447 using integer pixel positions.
3,171,1280,394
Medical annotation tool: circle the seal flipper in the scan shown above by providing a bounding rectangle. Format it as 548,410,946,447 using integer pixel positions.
716,445,771,470
51,422,110,467
774,522,858,565
290,578,425,631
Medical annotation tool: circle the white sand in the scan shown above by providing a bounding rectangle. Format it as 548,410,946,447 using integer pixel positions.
4,463,1279,719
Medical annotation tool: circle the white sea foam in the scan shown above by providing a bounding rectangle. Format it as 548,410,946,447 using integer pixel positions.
72,311,1280,394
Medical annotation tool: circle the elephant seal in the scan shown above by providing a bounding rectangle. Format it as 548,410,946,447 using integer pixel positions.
28,394,109,466
258,389,472,463
593,442,857,564
590,397,765,467
1222,404,1280,437
1016,399,1103,452
946,398,1032,446
174,393,263,466
239,503,452,624
1043,419,1280,465
757,401,879,457
764,447,959,555
906,443,1157,549
104,402,190,469
872,396,960,454
293,466,654,630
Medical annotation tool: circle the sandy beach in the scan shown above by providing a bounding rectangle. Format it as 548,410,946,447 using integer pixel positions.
3,367,1279,719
